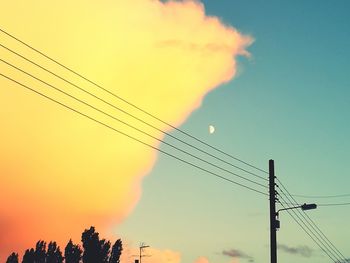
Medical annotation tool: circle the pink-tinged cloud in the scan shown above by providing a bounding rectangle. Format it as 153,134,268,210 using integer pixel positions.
0,0,252,259
194,256,210,263
121,245,181,263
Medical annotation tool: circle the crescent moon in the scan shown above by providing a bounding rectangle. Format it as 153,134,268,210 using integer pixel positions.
209,125,215,134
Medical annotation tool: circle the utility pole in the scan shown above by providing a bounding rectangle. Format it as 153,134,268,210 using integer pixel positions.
269,159,277,263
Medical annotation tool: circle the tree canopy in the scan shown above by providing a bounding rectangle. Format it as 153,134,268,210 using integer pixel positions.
6,227,123,263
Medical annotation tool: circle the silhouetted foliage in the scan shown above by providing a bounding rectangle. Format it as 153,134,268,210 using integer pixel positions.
22,248,35,263
81,226,111,263
7,226,123,263
99,239,111,263
46,242,64,263
65,240,82,263
109,239,122,263
34,241,47,263
6,252,19,263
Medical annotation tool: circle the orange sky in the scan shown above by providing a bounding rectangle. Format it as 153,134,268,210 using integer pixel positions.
0,0,252,259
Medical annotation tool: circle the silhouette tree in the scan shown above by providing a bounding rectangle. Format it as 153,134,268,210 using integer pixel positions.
6,252,19,263
46,241,64,263
109,239,122,263
100,239,111,263
22,248,35,263
34,241,47,263
81,226,111,263
65,239,82,263
82,227,99,263
7,226,123,263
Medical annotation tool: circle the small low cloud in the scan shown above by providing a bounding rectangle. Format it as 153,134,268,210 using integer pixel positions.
194,256,210,263
222,249,254,262
121,244,181,263
278,244,313,257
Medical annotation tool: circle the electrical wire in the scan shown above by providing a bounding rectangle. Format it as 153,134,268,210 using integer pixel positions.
277,193,343,262
0,27,269,175
277,199,340,263
277,180,348,262
277,185,347,262
1,26,347,260
290,193,350,199
0,57,267,190
0,72,268,196
0,43,267,182
277,181,348,261
317,202,350,207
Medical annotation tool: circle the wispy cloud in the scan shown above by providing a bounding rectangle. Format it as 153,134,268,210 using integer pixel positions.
278,244,313,257
222,249,254,262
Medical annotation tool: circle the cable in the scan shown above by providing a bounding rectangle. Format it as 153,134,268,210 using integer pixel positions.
277,181,348,261
277,193,344,262
290,193,350,199
277,199,339,262
2,26,346,259
0,73,268,196
277,184,347,262
277,200,340,263
0,27,268,175
0,43,267,182
318,202,350,207
0,58,267,190
277,180,348,262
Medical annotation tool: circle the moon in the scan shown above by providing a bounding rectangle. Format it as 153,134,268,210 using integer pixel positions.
209,125,215,134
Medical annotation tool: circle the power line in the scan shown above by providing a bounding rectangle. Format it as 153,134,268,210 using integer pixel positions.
0,57,267,190
277,184,347,262
0,27,268,175
277,192,344,262
277,180,348,262
1,26,347,261
277,200,340,263
290,193,350,199
4,52,345,258
318,202,350,207
0,42,267,182
0,73,268,196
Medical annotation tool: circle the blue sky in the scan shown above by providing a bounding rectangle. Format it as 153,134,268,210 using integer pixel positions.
118,1,350,262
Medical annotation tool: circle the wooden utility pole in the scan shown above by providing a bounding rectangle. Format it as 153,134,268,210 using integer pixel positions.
269,159,277,263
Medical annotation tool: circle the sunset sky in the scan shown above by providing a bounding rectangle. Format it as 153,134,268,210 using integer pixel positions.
1,1,350,263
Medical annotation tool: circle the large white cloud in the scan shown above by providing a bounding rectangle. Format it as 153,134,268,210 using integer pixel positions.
0,0,252,259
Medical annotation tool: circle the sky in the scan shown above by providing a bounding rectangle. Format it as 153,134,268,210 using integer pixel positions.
1,0,350,263
117,1,350,262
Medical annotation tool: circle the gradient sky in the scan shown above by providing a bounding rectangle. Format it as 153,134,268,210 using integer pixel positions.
1,1,349,263
1,0,250,260
117,1,350,263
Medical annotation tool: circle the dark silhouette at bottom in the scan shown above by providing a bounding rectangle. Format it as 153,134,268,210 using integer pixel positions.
6,226,123,263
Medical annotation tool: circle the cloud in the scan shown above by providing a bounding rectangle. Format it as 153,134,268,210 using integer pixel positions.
222,249,254,262
121,245,181,263
194,256,210,263
146,248,181,263
0,0,252,259
277,244,313,257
